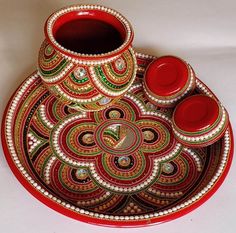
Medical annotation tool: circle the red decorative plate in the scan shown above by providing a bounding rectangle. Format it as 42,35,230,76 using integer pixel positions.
1,52,233,227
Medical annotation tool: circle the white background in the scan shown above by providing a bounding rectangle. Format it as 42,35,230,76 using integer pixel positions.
0,0,236,232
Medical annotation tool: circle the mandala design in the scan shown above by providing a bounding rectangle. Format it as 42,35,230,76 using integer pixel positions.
48,82,182,193
2,53,233,226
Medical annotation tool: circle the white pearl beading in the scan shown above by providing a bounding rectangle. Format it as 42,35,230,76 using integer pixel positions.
155,143,182,162
127,82,142,93
61,53,120,66
38,62,74,83
125,90,172,123
137,66,146,73
54,85,102,104
39,104,54,129
89,48,137,97
135,52,157,60
143,66,195,105
27,133,42,153
90,160,159,193
183,148,202,171
196,79,213,97
46,5,133,60
3,70,231,221
173,105,227,143
44,156,56,184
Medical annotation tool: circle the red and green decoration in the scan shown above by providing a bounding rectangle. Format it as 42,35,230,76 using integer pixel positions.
38,41,137,111
2,54,233,226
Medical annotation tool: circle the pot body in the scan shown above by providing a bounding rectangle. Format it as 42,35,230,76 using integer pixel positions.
38,5,137,111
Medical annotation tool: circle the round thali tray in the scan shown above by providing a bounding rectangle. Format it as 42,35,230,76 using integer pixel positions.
1,52,234,227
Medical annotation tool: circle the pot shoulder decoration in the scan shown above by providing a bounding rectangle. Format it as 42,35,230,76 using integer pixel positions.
38,5,137,111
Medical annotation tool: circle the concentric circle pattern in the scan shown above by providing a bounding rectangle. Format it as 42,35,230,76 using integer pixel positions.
2,53,233,227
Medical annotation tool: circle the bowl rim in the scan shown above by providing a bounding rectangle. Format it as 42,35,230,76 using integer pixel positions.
44,4,134,61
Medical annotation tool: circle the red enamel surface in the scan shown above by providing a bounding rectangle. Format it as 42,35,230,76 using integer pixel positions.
54,12,125,55
45,8,134,59
145,56,189,97
52,10,126,40
173,95,220,132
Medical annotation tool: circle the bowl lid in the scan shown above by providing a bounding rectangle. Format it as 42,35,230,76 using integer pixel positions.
145,56,189,97
173,95,220,133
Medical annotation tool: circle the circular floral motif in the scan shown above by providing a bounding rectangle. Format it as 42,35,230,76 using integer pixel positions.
49,84,182,193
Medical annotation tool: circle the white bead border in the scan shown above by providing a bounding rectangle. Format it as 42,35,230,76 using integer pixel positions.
27,133,42,153
38,62,74,83
135,52,157,60
54,85,102,104
196,79,213,97
3,70,231,222
39,104,54,129
61,53,120,66
44,156,56,184
89,47,137,97
46,5,133,59
127,82,143,93
183,148,202,171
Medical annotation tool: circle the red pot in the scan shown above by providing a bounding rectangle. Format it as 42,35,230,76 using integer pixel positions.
38,5,137,111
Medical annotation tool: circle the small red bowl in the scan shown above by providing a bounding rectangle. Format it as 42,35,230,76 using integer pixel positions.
172,94,229,147
143,56,196,107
